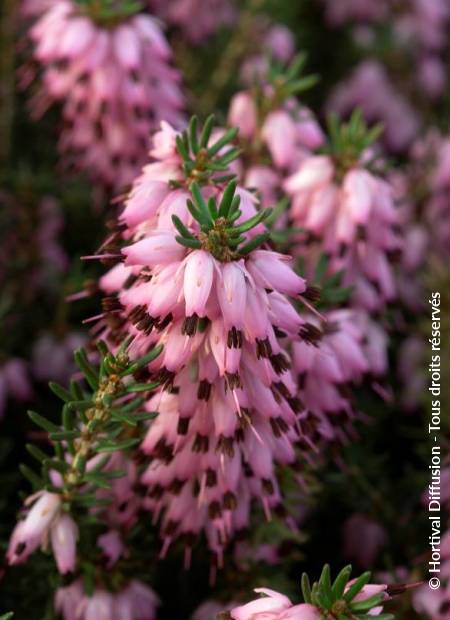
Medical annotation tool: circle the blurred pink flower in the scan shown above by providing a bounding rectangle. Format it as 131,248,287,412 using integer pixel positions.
23,0,185,191
150,0,234,42
342,513,387,568
327,61,420,152
0,358,33,417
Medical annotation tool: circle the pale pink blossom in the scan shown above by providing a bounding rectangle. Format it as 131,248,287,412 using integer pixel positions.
285,153,401,312
230,589,320,620
24,0,185,191
342,513,387,568
7,492,78,573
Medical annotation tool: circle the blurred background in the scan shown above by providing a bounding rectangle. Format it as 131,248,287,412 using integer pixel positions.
0,0,449,618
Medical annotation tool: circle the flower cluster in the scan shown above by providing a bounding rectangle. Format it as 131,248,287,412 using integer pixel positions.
6,341,162,618
55,578,159,620
22,0,184,191
229,55,323,210
223,565,393,620
94,118,326,563
327,61,420,153
284,111,402,314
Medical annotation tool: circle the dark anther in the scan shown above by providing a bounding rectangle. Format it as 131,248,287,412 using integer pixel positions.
192,433,209,453
216,435,235,458
269,353,291,374
177,417,190,436
273,381,292,400
227,327,243,349
256,337,272,359
182,314,199,336
206,468,217,487
156,313,173,331
303,285,322,303
197,380,212,401
299,323,323,346
262,479,275,495
223,491,237,510
225,372,242,389
208,501,222,519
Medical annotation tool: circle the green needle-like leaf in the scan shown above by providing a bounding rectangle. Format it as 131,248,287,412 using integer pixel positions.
344,572,372,602
218,180,237,217
238,232,270,255
189,116,199,154
200,114,215,148
49,382,72,403
28,410,59,433
301,573,312,604
332,565,352,599
207,127,238,157
172,214,196,240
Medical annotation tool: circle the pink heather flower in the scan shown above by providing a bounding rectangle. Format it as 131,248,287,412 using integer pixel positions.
149,0,235,42
50,512,79,574
240,23,295,85
94,123,328,560
32,331,86,385
418,55,447,99
55,579,85,620
0,358,33,417
229,91,324,171
230,589,321,620
292,310,368,443
264,25,296,62
342,513,387,568
228,89,323,224
115,580,160,620
24,1,184,191
8,492,77,573
285,154,401,312
327,61,420,152
97,530,127,567
56,579,159,620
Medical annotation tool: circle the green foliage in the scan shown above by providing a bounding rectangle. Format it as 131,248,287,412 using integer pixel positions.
301,565,393,620
174,178,271,259
175,116,241,187
22,340,162,504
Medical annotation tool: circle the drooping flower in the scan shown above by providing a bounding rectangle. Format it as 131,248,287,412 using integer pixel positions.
93,118,324,562
55,579,160,620
284,114,402,313
22,0,184,191
7,491,78,574
293,309,368,444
